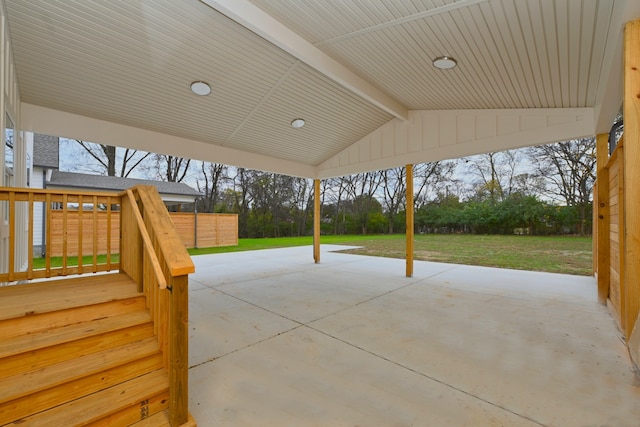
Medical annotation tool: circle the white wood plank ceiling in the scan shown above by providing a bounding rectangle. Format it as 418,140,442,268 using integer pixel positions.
253,0,615,110
4,0,638,177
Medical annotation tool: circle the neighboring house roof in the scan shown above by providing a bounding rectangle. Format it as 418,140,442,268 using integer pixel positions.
32,134,59,169
46,171,201,204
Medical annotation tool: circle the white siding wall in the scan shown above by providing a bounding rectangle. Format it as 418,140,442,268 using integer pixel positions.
0,0,23,277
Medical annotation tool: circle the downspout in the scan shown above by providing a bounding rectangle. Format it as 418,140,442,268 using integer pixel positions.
41,170,46,257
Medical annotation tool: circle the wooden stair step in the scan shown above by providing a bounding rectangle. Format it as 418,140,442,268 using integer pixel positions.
0,335,160,404
0,310,152,359
0,273,194,426
0,322,156,379
0,273,139,321
4,369,169,427
0,295,146,340
0,352,164,424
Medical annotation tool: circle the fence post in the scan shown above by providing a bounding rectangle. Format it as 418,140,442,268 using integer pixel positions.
406,164,414,278
194,207,198,249
596,133,610,305
624,18,640,340
168,274,189,426
313,179,320,263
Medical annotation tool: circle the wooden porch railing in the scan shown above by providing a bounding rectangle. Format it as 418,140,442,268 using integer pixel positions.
120,185,194,426
0,187,120,282
0,185,195,426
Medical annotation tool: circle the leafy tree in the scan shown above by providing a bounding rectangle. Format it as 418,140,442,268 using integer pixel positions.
343,195,383,234
342,172,383,234
366,212,388,234
416,193,463,233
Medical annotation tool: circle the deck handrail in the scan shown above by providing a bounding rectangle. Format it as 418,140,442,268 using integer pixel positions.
0,187,120,282
125,189,167,289
119,185,194,426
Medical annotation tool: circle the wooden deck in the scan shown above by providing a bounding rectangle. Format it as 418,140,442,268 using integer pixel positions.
0,273,175,426
1,186,196,426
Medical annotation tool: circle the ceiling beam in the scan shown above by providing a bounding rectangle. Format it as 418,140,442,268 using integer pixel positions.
199,0,409,121
315,0,489,47
21,103,317,179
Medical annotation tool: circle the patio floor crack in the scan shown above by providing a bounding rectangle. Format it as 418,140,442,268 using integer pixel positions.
306,324,548,427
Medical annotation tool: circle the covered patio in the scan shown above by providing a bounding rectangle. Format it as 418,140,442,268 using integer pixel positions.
187,246,640,426
2,1,640,425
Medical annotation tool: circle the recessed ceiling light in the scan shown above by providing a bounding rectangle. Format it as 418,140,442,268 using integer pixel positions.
291,118,305,129
432,56,457,70
190,81,211,96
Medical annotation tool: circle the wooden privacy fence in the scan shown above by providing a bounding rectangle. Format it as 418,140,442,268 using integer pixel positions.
170,212,238,248
594,136,626,332
594,128,640,346
49,210,120,258
48,211,237,256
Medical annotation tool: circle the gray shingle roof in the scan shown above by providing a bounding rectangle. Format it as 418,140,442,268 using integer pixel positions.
47,171,201,200
32,134,59,169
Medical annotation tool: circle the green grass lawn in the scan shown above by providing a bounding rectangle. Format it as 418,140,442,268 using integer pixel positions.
186,234,387,255
31,254,120,270
188,234,593,276
34,234,592,276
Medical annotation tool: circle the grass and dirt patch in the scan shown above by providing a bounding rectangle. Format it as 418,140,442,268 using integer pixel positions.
188,234,593,276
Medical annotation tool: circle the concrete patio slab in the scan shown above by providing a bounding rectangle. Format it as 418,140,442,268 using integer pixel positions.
188,288,299,367
187,245,640,426
190,326,541,427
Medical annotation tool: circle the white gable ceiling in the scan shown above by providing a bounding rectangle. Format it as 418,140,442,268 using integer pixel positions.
6,0,640,178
